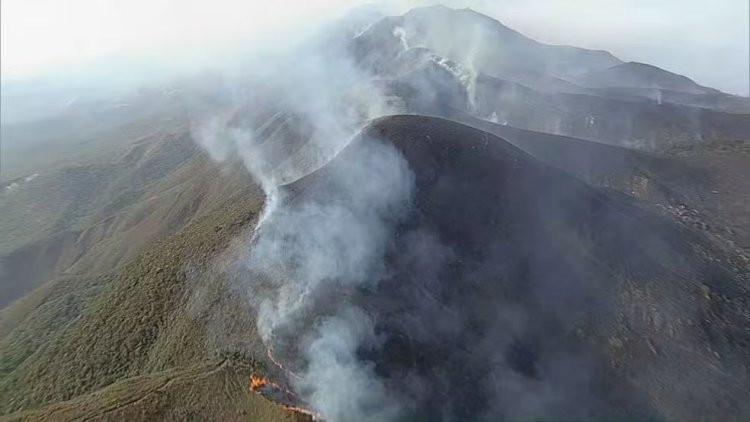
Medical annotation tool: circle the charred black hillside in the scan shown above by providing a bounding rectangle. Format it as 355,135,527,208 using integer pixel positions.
283,115,750,421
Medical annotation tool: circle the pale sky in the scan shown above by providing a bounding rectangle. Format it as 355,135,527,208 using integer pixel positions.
1,0,748,95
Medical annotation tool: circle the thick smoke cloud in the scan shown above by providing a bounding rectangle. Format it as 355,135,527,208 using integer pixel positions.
191,23,398,186
4,0,746,125
238,135,414,421
191,18,418,421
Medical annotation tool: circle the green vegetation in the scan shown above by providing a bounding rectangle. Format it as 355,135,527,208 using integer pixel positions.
0,195,256,411
0,100,311,419
0,122,263,309
0,190,306,420
0,93,186,180
2,361,306,422
0,131,196,256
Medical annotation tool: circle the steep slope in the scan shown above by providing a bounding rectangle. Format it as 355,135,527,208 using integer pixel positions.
276,115,749,420
0,190,309,421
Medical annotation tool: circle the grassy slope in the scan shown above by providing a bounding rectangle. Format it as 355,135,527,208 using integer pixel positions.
0,93,313,419
0,189,305,420
0,127,261,308
2,362,305,422
0,129,197,255
0,89,186,181
0,195,255,410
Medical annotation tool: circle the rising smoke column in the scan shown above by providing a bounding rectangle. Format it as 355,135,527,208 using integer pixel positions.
191,19,415,420
232,136,415,422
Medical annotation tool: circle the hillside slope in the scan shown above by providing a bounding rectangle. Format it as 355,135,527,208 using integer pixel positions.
2,362,305,422
0,182,312,420
276,115,750,420
0,130,259,307
355,5,621,79
2,114,748,421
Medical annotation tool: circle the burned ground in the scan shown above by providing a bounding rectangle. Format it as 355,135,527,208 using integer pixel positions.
277,115,750,420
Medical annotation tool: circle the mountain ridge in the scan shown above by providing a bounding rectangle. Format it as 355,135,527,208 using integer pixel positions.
274,114,750,420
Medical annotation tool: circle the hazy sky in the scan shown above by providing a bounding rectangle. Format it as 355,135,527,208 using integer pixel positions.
1,0,748,95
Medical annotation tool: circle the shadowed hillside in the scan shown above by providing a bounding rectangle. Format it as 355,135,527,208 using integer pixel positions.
0,188,310,421
268,115,750,420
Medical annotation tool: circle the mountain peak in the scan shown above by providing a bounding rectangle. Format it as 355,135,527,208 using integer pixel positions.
357,6,622,80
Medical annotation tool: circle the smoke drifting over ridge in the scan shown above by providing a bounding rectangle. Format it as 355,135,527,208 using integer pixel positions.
191,22,611,416
191,35,397,189
190,5,750,422
192,17,416,421
239,138,414,421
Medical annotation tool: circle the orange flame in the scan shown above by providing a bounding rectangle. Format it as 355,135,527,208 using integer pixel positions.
249,374,269,391
249,373,320,420
249,373,291,394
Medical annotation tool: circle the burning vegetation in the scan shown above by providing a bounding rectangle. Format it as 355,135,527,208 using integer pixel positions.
248,374,319,420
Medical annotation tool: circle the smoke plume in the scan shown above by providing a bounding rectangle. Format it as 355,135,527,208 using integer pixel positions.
239,134,414,421
191,16,418,421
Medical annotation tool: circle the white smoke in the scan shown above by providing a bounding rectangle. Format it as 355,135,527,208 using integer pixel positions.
191,19,415,421
429,55,478,110
391,17,482,110
298,307,402,422
393,26,410,50
239,136,415,421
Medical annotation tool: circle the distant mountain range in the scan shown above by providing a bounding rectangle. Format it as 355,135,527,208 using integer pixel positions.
353,6,750,148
